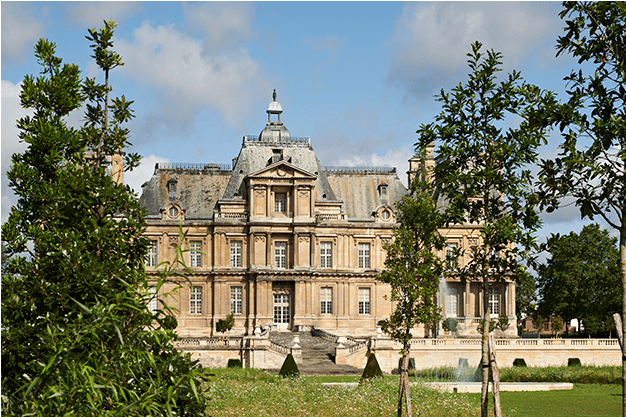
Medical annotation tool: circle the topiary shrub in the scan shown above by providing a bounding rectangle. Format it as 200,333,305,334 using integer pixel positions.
397,357,415,371
442,318,458,333
360,353,383,383
568,357,581,367
513,358,527,367
279,353,300,378
216,313,235,335
227,359,242,368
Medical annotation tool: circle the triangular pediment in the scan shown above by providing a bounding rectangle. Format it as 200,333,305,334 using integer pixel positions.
247,161,317,179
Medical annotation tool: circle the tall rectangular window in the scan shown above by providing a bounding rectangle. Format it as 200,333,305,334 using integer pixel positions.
190,241,202,267
146,240,158,267
446,287,458,317
275,242,287,269
230,286,243,314
275,193,286,212
190,286,203,314
358,287,371,315
230,241,242,268
358,243,371,269
446,242,458,268
488,287,499,317
320,242,332,268
320,287,333,315
146,286,158,314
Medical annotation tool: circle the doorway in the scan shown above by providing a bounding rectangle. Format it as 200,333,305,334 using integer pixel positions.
273,293,291,330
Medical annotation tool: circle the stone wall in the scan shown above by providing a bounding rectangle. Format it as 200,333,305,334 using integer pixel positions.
178,334,621,374
337,337,621,373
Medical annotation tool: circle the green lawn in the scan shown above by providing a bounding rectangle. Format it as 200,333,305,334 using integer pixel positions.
204,369,621,417
461,384,622,417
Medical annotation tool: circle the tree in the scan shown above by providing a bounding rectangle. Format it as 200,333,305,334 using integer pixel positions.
537,224,621,335
416,41,553,417
515,268,537,322
551,316,565,337
377,176,446,417
1,21,206,415
536,3,625,412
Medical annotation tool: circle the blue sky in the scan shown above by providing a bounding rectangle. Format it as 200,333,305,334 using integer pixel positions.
1,1,612,246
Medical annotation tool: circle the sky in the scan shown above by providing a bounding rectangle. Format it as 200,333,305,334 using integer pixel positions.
1,1,616,251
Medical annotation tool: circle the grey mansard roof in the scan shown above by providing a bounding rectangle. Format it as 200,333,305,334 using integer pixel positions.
138,94,409,220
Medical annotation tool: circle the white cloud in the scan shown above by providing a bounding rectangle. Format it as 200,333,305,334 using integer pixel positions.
115,20,272,132
2,80,31,222
67,2,143,28
181,2,254,52
1,2,45,61
387,2,561,100
336,144,413,187
125,154,169,196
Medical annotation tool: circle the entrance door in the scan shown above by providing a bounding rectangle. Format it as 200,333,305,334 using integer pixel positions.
273,293,291,330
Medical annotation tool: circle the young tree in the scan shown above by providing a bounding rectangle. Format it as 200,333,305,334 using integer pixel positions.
538,224,621,335
416,41,553,417
377,175,446,417
1,21,206,415
537,3,625,413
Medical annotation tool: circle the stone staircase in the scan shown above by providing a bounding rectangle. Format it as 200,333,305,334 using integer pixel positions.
269,330,362,375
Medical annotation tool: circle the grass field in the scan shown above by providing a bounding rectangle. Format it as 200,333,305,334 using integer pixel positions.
203,368,622,417
204,368,479,417
462,384,622,417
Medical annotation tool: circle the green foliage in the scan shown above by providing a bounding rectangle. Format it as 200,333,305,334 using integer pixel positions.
377,181,445,344
513,358,527,367
538,2,625,230
227,359,242,368
568,358,582,367
515,269,537,321
498,365,621,385
497,315,510,332
278,353,300,378
216,313,235,335
397,357,416,372
360,353,384,383
477,318,497,334
550,316,565,336
414,365,621,385
416,41,553,288
537,224,620,334
1,21,205,415
442,318,458,333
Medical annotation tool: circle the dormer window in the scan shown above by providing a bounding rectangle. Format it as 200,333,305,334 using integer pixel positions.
167,178,177,193
379,181,388,197
162,203,184,220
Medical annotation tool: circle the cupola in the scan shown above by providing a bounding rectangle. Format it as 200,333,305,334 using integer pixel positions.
259,89,291,143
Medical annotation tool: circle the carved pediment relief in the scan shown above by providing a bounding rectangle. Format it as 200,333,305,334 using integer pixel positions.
247,161,317,180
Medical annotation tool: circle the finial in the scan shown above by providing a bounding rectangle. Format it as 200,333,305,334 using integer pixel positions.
273,89,277,101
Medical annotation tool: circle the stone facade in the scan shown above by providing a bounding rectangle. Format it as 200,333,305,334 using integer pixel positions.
138,93,517,340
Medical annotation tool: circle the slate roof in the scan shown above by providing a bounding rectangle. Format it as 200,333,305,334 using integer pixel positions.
138,95,409,220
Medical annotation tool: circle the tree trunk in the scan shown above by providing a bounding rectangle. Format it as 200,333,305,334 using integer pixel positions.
488,335,502,417
619,223,626,417
398,342,413,417
481,278,490,417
